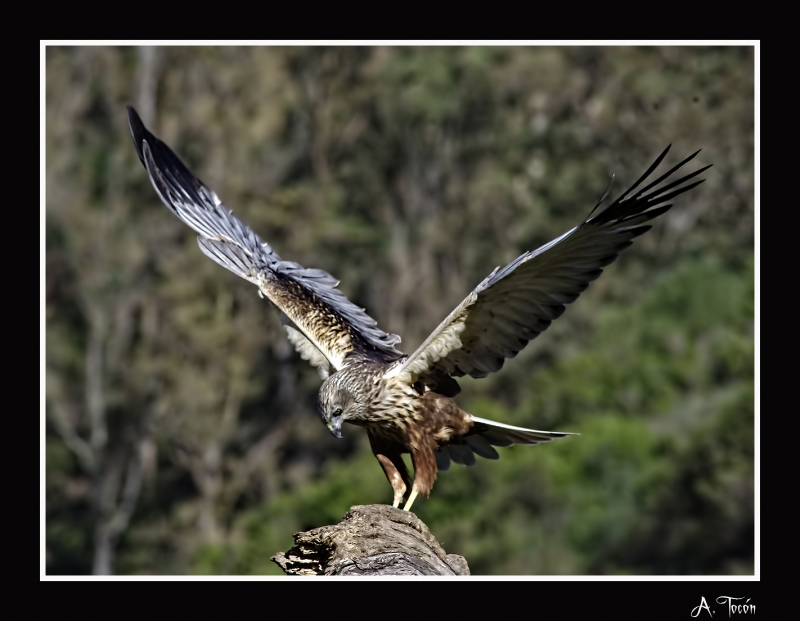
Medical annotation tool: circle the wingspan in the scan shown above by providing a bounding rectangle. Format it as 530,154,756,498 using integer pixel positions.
385,145,711,384
127,106,404,371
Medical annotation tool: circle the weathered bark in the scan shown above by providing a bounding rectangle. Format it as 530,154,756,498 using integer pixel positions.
272,504,470,576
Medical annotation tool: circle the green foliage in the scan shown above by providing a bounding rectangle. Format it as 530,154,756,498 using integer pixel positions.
45,46,754,575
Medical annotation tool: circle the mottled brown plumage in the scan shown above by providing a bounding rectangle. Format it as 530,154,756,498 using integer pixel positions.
359,371,474,504
128,105,710,511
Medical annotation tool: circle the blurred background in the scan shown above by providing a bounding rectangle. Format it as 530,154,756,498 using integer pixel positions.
45,46,754,575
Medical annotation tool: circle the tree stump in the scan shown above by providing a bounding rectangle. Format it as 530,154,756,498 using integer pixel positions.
271,504,470,576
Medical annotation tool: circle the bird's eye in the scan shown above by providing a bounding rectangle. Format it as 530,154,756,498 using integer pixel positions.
333,407,342,416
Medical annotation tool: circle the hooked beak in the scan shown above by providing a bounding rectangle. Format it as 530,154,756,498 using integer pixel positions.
327,420,342,439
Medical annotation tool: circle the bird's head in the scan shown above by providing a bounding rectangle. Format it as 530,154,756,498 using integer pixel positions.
317,374,360,439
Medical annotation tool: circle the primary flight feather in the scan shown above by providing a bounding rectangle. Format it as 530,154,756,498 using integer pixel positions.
128,106,709,511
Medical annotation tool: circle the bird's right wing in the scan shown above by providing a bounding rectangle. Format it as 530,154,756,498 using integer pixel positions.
128,106,404,373
385,145,710,384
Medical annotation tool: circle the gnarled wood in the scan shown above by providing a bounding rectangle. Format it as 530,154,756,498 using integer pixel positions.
272,504,469,576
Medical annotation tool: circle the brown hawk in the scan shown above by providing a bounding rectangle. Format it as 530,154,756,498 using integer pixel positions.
128,106,710,511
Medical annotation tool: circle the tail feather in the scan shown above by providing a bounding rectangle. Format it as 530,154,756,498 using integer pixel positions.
465,434,499,460
435,449,451,472
469,414,576,446
448,444,476,467
437,414,575,471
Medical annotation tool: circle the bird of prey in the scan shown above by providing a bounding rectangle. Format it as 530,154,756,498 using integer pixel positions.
127,106,710,512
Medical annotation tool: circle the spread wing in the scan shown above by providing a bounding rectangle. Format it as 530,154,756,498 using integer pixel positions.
385,145,711,384
127,106,403,373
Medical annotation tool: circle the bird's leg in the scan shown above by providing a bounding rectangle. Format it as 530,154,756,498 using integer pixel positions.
368,432,412,508
375,454,407,508
403,447,436,512
402,489,419,512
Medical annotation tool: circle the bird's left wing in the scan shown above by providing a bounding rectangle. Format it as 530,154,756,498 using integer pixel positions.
128,106,403,373
385,146,710,384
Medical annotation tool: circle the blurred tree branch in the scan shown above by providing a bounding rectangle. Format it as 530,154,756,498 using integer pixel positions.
46,373,96,475
136,46,160,127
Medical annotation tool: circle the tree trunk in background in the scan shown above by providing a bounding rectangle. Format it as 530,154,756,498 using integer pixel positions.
272,505,470,576
136,46,160,127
